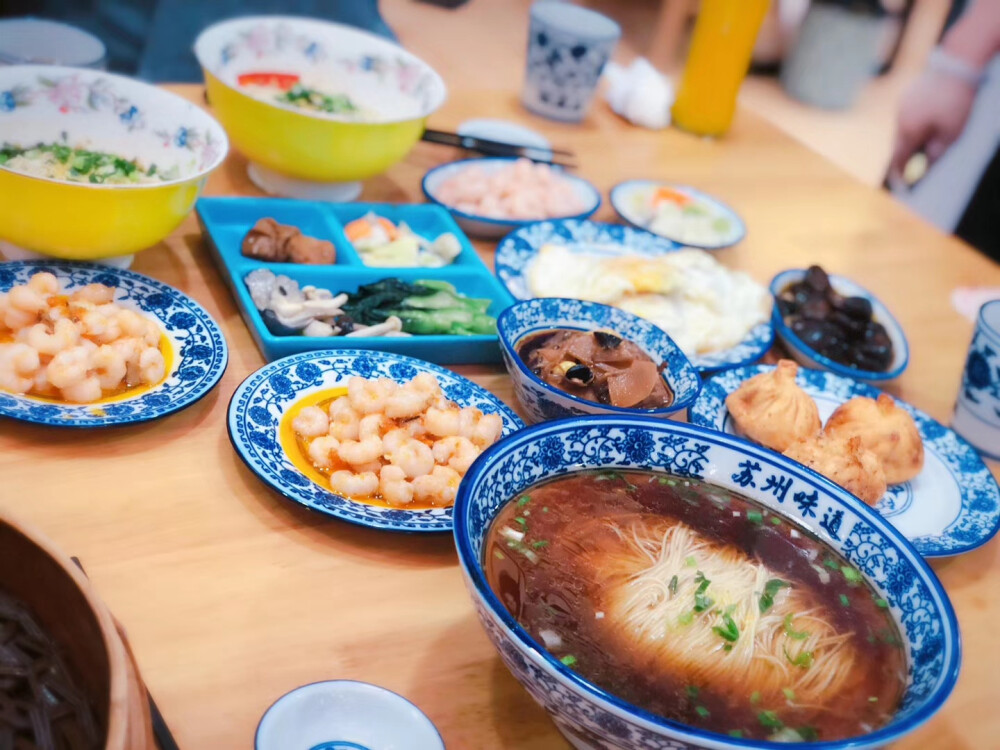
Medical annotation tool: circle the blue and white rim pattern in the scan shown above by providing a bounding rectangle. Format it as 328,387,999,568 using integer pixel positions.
496,297,701,417
494,219,773,372
0,261,227,427
609,180,747,250
421,157,601,229
454,416,961,750
228,349,524,532
690,365,1000,557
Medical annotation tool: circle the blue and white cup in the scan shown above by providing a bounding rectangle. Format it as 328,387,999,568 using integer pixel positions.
521,1,621,122
952,299,1000,461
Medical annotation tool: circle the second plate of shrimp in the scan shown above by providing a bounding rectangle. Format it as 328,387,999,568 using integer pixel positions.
227,349,523,532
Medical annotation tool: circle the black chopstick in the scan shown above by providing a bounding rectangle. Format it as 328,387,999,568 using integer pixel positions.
71,557,181,750
422,128,577,168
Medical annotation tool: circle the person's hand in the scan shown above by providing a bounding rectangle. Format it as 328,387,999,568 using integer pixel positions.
890,70,978,179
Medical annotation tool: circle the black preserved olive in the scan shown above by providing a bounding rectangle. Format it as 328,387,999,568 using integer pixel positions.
800,297,833,321
840,296,873,321
828,310,868,337
565,364,594,384
804,265,831,293
593,331,622,349
776,296,796,318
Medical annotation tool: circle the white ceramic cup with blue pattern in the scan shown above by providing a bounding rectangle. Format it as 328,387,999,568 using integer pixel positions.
952,299,1000,461
521,2,621,122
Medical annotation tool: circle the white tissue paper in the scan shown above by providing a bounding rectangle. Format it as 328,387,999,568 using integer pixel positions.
603,58,674,130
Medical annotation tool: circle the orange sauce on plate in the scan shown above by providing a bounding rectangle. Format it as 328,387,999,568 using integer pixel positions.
280,386,448,511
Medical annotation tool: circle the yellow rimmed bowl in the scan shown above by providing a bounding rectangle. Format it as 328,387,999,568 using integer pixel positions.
0,65,228,262
194,16,447,201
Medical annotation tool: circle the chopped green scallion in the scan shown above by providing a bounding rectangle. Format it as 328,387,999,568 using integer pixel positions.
517,495,531,507
531,540,549,549
669,575,679,597
874,597,889,609
841,566,863,584
783,613,809,640
678,610,694,626
728,730,744,738
712,613,740,643
758,710,783,729
750,691,761,704
685,556,697,567
695,705,710,718
686,685,700,699
759,579,789,614
839,593,851,607
559,654,577,667
747,510,764,525
783,688,796,701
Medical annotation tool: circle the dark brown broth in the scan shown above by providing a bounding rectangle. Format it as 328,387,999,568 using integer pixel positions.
484,470,906,742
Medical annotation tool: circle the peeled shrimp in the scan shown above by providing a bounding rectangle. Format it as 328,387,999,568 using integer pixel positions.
381,427,410,456
337,435,383,466
90,345,127,391
27,272,60,296
432,436,480,474
328,470,379,498
423,406,462,437
70,283,114,305
390,438,435,478
61,375,102,404
47,345,93,389
80,309,122,344
466,411,503,448
358,413,385,440
0,343,41,393
379,465,414,506
328,397,360,440
307,436,340,468
347,376,394,414
138,347,166,384
292,405,329,437
20,319,80,357
412,465,461,506
384,384,433,419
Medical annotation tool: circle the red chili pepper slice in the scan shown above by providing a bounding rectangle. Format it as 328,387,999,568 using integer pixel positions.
237,72,300,90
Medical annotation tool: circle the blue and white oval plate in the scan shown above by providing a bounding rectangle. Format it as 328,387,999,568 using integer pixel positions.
228,349,524,532
690,364,1000,557
0,261,227,427
494,219,773,372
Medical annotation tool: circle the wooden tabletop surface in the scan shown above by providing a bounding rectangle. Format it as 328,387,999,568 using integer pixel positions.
1,84,997,750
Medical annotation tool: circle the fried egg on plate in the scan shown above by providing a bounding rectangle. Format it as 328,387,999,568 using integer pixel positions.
524,244,770,356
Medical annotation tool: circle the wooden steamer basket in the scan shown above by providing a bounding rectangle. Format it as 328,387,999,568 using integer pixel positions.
0,511,155,749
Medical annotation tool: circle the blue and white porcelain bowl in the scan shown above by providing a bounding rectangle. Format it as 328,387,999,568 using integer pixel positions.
255,680,444,750
228,349,523,533
495,219,774,372
496,298,700,423
609,180,746,250
454,416,961,750
771,269,909,382
421,157,601,239
690,364,1000,558
0,261,227,427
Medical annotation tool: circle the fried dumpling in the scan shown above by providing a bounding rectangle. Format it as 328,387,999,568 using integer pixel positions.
823,394,924,484
784,434,887,505
725,360,821,452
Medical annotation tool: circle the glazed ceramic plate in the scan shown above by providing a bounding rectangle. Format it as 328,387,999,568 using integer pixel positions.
228,349,524,532
690,365,1000,557
0,261,227,427
494,219,773,372
609,180,746,250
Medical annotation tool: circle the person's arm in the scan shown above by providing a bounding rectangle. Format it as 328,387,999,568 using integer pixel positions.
889,0,1000,178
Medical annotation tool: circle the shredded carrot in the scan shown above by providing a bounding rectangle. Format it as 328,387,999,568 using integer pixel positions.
651,187,692,207
344,216,398,243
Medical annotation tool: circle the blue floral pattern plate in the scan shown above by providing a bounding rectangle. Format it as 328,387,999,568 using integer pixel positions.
690,365,1000,557
493,220,773,372
0,261,227,427
227,349,524,532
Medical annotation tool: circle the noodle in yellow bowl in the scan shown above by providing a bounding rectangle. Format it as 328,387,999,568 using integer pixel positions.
194,17,447,200
0,65,228,261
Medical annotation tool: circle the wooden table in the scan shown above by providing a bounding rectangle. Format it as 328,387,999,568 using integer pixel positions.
1,85,997,750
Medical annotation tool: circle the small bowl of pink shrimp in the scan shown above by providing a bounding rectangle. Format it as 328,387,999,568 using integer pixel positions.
227,348,524,532
421,157,601,239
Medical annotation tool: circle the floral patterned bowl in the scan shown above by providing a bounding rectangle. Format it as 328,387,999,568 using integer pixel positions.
0,261,228,427
454,416,960,750
195,17,446,201
496,297,700,423
227,349,523,533
0,65,227,261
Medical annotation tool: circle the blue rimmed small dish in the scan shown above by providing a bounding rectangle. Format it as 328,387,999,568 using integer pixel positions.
771,269,909,382
227,349,523,533
494,219,773,372
454,415,961,750
255,680,444,750
497,297,700,423
690,364,1000,557
609,180,746,250
0,261,227,427
421,157,601,239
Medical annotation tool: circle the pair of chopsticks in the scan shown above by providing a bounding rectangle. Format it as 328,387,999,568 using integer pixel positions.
421,128,576,169
71,557,180,750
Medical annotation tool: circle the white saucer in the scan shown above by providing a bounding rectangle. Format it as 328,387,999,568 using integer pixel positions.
247,162,362,202
255,681,444,750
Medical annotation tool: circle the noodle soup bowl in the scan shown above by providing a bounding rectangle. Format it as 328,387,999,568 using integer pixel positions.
454,416,960,750
0,65,227,262
497,298,701,424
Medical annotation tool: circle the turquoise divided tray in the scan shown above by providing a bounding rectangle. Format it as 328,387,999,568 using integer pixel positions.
196,197,514,364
